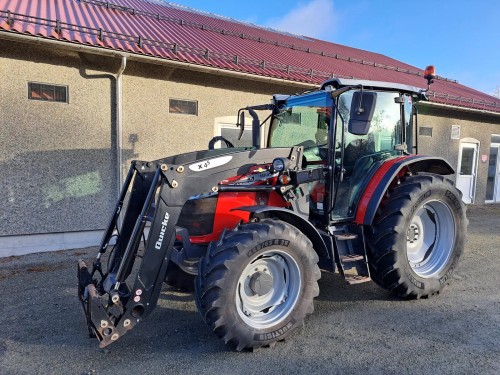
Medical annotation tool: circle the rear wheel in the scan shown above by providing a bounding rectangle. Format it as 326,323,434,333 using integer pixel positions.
195,219,320,350
367,174,467,298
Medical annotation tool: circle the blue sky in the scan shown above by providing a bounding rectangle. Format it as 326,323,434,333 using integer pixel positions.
167,0,500,97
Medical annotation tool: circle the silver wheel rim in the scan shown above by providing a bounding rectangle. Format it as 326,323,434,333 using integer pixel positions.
178,258,199,276
406,199,456,278
236,249,301,329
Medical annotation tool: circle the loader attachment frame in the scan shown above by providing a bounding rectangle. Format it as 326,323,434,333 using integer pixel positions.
78,147,303,347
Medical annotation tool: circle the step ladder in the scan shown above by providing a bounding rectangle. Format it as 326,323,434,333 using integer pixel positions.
332,228,371,284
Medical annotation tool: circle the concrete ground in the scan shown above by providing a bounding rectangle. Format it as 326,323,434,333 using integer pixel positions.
0,205,499,375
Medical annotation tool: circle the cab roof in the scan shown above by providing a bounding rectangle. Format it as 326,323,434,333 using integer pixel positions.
321,78,425,96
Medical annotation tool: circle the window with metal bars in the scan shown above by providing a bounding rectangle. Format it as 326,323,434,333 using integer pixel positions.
418,126,433,137
28,82,68,103
169,98,198,115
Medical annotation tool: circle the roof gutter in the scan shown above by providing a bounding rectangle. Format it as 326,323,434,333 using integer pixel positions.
417,100,500,118
0,31,316,89
4,31,498,117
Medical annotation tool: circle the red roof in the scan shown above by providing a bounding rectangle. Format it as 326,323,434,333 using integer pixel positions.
1,0,499,113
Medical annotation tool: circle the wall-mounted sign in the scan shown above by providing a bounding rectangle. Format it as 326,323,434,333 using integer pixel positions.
481,155,488,163
451,125,460,140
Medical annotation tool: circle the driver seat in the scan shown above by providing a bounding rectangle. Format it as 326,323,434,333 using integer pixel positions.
343,138,375,178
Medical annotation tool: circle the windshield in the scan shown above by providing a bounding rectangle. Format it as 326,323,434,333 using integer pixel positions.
269,92,333,155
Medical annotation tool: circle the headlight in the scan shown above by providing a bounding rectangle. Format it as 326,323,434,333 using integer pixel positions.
272,157,289,172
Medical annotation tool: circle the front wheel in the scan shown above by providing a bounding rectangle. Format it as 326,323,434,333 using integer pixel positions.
195,219,320,351
367,174,468,299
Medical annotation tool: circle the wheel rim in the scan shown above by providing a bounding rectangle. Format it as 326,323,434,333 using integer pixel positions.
235,249,301,329
406,199,456,278
178,258,199,275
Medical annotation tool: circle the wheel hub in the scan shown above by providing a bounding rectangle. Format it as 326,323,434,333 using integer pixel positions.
235,251,302,329
249,271,274,296
407,224,420,243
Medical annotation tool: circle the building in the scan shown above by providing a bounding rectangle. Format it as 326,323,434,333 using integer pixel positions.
1,0,499,256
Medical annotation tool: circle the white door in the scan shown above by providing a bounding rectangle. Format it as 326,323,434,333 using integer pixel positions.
456,142,478,204
486,143,500,202
214,116,264,148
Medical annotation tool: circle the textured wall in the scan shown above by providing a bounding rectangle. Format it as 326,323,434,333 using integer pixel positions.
0,40,297,237
0,40,117,236
417,104,500,204
120,62,296,173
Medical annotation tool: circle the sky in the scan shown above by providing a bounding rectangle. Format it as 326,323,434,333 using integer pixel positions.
166,0,500,97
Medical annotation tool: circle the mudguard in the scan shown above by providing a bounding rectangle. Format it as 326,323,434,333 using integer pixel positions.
234,206,330,260
354,155,455,225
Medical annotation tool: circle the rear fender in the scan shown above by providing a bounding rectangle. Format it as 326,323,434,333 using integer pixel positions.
355,155,455,225
234,206,330,261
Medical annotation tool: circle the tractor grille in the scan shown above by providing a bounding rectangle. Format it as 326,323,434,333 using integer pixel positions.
177,196,217,236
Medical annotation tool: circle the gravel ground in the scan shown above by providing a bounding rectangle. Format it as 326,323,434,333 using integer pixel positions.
0,205,499,375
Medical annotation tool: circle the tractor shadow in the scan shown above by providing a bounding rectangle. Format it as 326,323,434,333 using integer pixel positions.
316,271,397,303
158,288,196,302
123,287,234,354
156,271,398,305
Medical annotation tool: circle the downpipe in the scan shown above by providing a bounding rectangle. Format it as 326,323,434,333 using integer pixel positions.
116,56,127,193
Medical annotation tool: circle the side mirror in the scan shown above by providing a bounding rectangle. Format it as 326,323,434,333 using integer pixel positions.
348,91,377,135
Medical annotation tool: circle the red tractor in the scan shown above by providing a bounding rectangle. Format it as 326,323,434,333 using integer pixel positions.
78,68,467,350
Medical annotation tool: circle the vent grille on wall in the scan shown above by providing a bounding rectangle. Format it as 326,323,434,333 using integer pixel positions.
451,125,461,140
169,99,198,115
419,126,433,137
28,82,68,103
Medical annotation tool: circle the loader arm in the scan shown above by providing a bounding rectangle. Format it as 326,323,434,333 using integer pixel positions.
77,147,303,347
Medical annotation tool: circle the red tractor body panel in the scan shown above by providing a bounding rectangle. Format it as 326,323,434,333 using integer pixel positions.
355,155,455,224
186,164,289,244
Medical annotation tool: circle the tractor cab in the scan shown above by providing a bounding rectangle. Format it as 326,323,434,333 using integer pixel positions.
267,78,422,222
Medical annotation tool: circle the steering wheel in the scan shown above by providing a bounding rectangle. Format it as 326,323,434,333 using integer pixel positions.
297,140,316,149
298,140,325,161
208,136,235,150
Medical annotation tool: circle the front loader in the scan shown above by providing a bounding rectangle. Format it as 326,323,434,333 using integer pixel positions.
78,67,468,350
